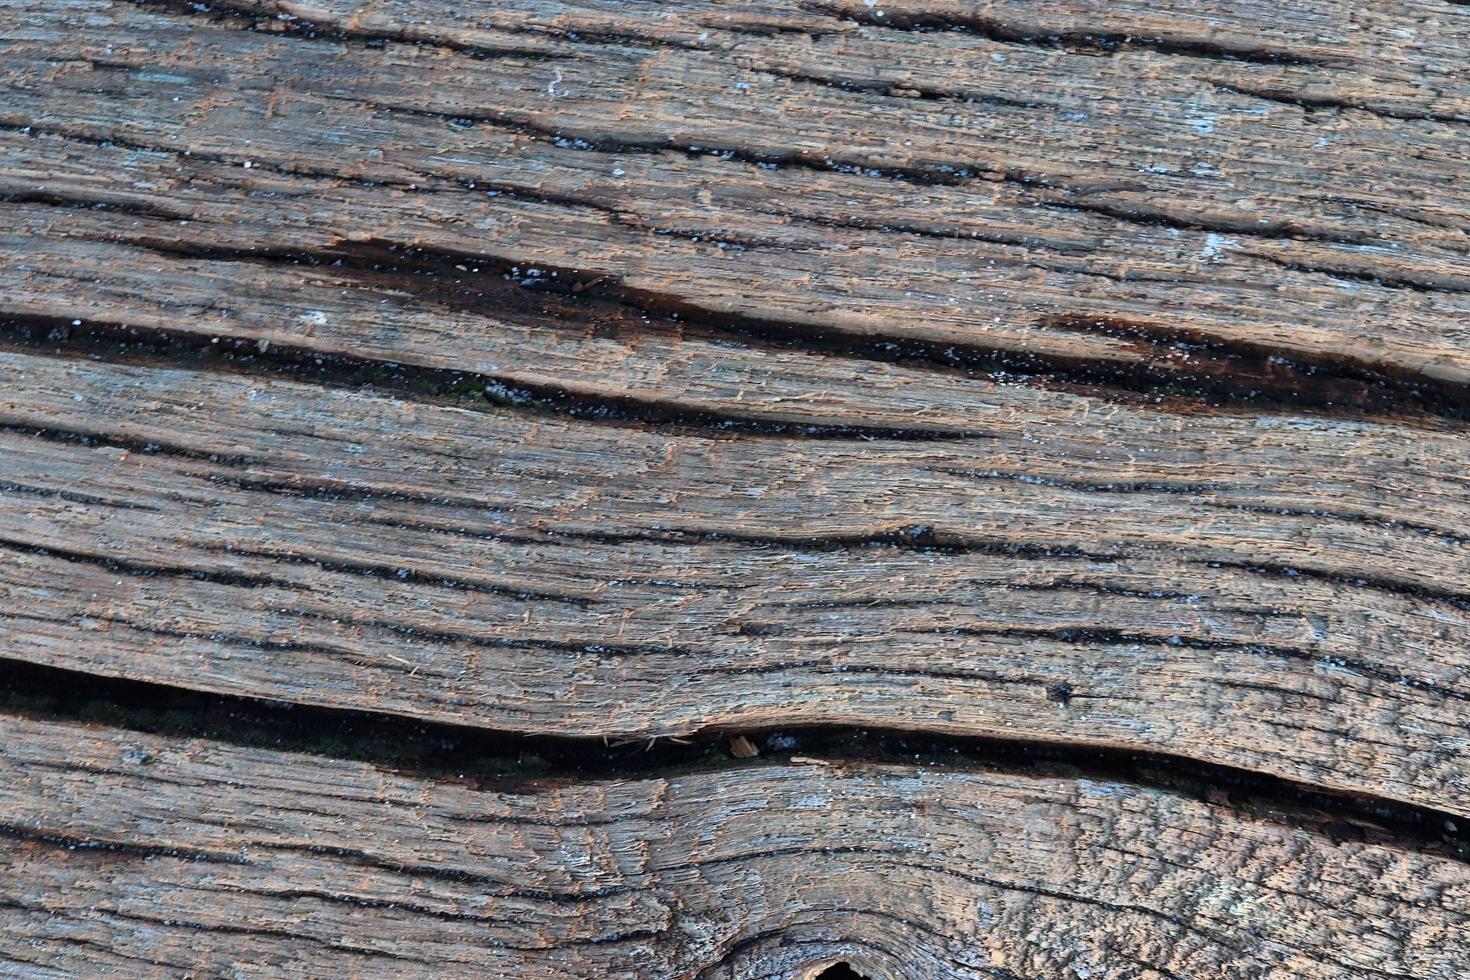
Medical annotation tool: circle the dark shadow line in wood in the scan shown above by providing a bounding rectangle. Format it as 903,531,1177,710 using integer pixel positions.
0,313,980,442
1210,82,1470,127
0,656,1461,863
5,226,1468,428
129,0,571,63
798,1,1347,67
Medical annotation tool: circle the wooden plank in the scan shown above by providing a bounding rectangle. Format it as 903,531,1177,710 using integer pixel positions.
2,0,1469,973
2,349,1469,817
1,711,1466,979
3,0,1469,393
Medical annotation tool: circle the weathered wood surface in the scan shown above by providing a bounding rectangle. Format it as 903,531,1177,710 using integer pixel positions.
6,349,1470,821
2,0,1469,975
5,0,1470,399
2,713,1468,979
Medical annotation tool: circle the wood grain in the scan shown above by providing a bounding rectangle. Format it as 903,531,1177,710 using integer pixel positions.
4,349,1470,816
3,0,1470,395
1,0,1468,974
2,712,1466,979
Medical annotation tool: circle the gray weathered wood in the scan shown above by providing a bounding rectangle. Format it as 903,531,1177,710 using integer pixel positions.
3,350,1469,817
2,714,1467,979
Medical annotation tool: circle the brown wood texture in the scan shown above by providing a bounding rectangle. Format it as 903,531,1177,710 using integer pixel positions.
2,713,1468,979
1,0,1469,976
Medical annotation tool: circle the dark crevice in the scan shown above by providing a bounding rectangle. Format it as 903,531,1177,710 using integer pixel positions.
1207,559,1470,613
936,466,1222,497
0,919,174,965
18,229,1470,428
249,240,1470,426
917,623,1470,702
256,842,643,902
88,905,443,963
690,655,1047,684
1249,251,1470,295
502,25,709,53
0,481,161,512
0,190,187,221
5,226,1464,429
92,617,363,662
360,103,1380,247
1216,677,1339,704
350,96,993,188
800,2,1347,67
244,121,787,251
6,112,1380,254
1040,198,1375,246
214,543,596,607
0,119,417,191
1212,81,1470,127
0,420,259,466
10,107,783,251
276,96,1384,250
4,166,1468,428
751,205,1102,254
8,58,1412,265
210,477,512,512
1036,313,1470,424
716,19,845,40
206,884,632,936
0,823,248,866
4,531,597,616
132,0,568,63
1005,577,1280,611
22,37,1021,197
0,917,220,968
141,0,720,56
1318,195,1470,235
547,524,1121,561
347,517,1120,565
1204,501,1470,548
281,608,704,661
916,868,1258,964
754,64,1058,110
934,467,1470,548
0,535,299,590
0,312,978,442
0,657,1463,863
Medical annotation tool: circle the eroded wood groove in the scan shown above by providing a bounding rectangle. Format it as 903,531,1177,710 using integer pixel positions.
3,346,1470,818
0,708,1467,977
136,0,572,61
0,312,995,442
6,236,1469,429
1,654,1463,854
797,3,1341,67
